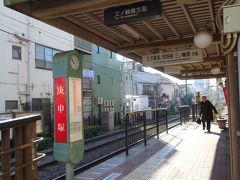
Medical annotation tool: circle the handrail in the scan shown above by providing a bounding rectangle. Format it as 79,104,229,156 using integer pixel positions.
125,108,171,155
0,153,46,176
0,114,45,180
0,114,41,130
180,105,191,124
0,137,44,156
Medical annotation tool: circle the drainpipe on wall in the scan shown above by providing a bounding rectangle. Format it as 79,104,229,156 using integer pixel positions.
27,17,32,111
238,36,240,108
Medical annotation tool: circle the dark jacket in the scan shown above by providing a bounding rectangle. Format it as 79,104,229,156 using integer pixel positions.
200,100,218,120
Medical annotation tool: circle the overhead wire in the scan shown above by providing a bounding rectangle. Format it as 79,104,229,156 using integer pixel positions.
0,13,73,43
0,17,73,49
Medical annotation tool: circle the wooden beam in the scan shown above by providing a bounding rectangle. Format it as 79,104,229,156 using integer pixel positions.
32,0,140,19
64,16,119,45
118,34,221,53
199,57,225,63
143,21,164,40
6,2,33,18
122,53,142,62
202,49,208,57
120,24,149,42
45,17,117,52
155,67,164,72
84,13,135,44
181,4,197,34
181,67,225,74
216,44,220,56
134,52,143,58
162,12,180,38
208,0,216,33
176,73,226,80
182,65,187,69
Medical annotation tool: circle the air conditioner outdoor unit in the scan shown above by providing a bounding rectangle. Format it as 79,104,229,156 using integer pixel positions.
103,100,107,107
104,108,109,112
111,100,115,107
97,97,103,105
109,108,115,112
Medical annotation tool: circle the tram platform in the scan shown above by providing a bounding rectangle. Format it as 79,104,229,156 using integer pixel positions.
75,122,230,180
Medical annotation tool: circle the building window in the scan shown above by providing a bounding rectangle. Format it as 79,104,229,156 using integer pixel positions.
32,99,41,111
111,77,113,86
97,46,100,54
143,85,155,95
97,75,100,84
5,100,18,111
12,45,21,60
110,51,113,58
83,97,92,121
35,44,60,70
83,78,92,89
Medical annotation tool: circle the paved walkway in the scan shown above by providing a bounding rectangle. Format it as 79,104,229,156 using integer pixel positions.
76,123,230,180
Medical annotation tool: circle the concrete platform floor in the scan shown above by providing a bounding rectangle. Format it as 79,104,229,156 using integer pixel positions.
75,123,230,180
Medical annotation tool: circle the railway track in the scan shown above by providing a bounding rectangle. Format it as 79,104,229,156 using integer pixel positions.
37,115,181,180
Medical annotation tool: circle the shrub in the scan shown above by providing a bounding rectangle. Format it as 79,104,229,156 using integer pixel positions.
37,136,52,151
84,125,101,139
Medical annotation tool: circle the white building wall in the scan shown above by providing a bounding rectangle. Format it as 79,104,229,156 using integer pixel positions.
0,0,74,112
132,71,171,95
161,83,175,101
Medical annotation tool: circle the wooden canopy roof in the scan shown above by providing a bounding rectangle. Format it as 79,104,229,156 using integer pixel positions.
4,0,226,79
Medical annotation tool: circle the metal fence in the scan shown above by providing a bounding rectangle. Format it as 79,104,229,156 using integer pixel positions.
191,104,199,122
124,106,191,155
180,105,190,124
125,108,179,155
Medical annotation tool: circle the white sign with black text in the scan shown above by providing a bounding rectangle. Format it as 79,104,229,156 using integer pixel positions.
142,49,203,67
164,66,181,75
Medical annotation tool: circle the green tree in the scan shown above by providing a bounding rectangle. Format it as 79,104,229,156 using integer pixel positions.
181,93,194,106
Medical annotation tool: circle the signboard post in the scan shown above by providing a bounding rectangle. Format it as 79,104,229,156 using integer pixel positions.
53,50,90,179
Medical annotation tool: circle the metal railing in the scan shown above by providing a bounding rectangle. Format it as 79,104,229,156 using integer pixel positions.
124,106,192,155
180,105,190,124
125,108,173,155
191,104,199,122
0,114,45,180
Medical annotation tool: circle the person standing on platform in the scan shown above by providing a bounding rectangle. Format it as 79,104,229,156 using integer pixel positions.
199,96,218,133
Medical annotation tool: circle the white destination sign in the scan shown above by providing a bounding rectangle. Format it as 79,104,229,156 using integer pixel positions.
142,49,203,67
164,66,181,75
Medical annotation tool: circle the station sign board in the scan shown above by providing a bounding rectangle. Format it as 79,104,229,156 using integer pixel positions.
104,0,162,26
53,51,86,166
54,77,67,143
164,66,181,75
142,49,203,67
69,77,83,142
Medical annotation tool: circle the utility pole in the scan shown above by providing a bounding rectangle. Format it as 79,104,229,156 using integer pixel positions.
185,79,188,105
